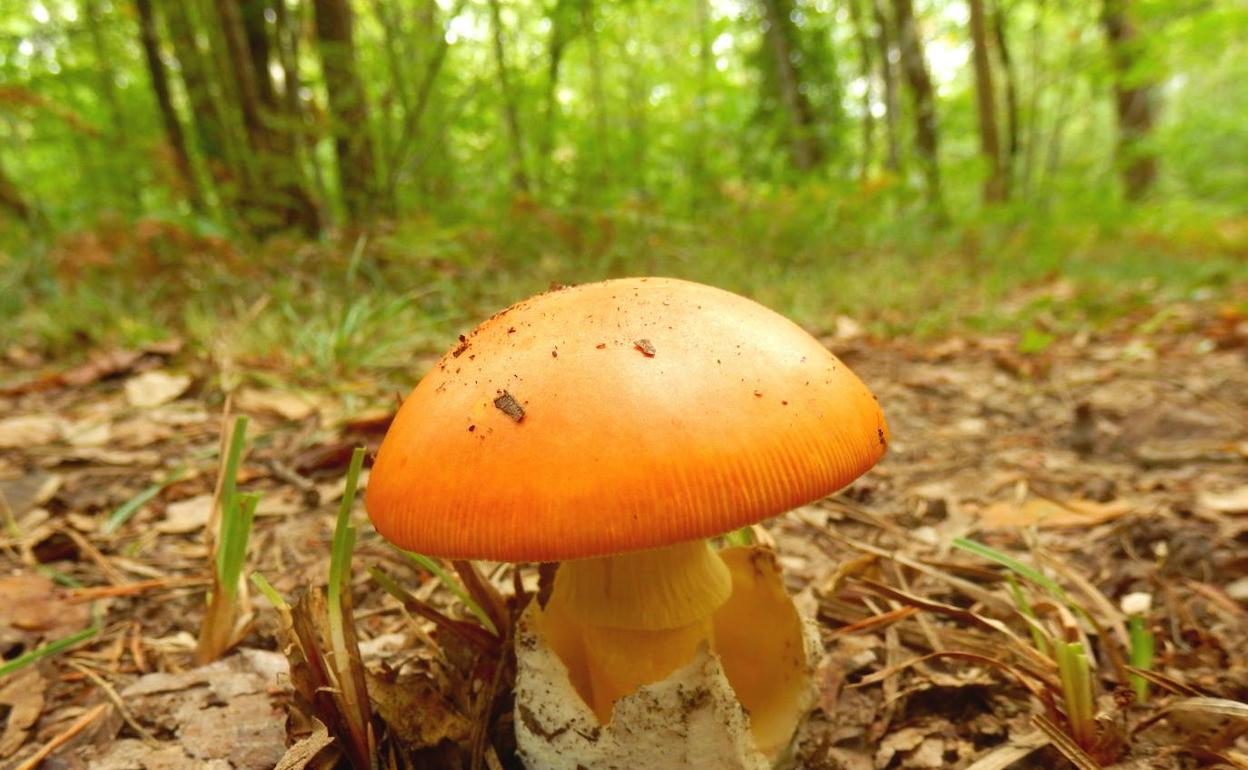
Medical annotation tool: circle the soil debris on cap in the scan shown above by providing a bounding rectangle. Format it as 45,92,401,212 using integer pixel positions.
633,339,656,357
452,335,469,358
494,391,525,422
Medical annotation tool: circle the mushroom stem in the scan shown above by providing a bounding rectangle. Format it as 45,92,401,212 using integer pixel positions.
545,539,733,721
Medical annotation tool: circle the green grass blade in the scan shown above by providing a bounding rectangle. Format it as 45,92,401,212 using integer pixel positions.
217,492,259,599
953,537,1069,602
250,572,289,612
721,526,755,548
1006,572,1051,655
1128,614,1154,703
327,448,366,668
402,551,498,636
0,623,99,678
219,415,250,511
102,466,187,534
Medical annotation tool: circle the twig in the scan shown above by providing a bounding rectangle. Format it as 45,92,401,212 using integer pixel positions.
67,662,159,745
60,527,126,586
14,702,109,770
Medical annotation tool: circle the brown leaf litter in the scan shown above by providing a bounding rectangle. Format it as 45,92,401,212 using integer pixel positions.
0,304,1245,769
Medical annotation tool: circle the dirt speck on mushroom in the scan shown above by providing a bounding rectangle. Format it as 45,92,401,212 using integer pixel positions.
634,339,656,357
494,391,526,422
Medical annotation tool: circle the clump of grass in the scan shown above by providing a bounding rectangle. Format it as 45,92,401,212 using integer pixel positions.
195,415,257,664
253,448,375,770
953,536,1139,760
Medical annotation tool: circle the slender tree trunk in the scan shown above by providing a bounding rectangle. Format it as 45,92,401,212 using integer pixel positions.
1100,0,1158,200
487,0,530,194
872,0,902,172
385,0,466,203
847,0,876,180
581,0,610,193
689,0,712,206
314,0,381,221
759,0,824,172
892,0,945,218
0,155,41,228
369,0,412,202
135,0,203,211
215,0,320,235
622,21,648,195
968,0,1005,202
1020,0,1045,197
991,0,1020,197
83,0,138,210
240,0,278,110
162,0,235,181
538,0,572,192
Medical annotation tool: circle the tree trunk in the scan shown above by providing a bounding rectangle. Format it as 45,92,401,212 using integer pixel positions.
847,0,876,180
83,0,138,210
0,155,41,228
581,0,610,193
1019,0,1046,197
538,0,573,192
240,0,278,110
871,0,902,172
384,0,465,203
689,0,712,205
487,0,530,194
758,0,824,172
313,0,380,221
892,0,945,218
1100,0,1158,200
991,0,1020,197
968,0,1005,202
135,0,203,211
162,0,236,182
215,0,320,235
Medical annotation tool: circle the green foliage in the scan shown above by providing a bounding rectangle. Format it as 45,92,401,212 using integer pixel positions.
0,0,1243,380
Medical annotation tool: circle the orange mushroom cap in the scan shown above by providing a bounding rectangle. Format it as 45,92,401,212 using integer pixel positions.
365,277,887,562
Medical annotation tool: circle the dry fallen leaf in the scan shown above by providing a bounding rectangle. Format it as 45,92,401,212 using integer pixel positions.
0,414,64,449
236,387,317,421
0,669,46,758
62,418,112,448
0,572,92,650
975,497,1135,530
124,370,193,408
274,718,335,770
158,494,214,534
1198,486,1248,515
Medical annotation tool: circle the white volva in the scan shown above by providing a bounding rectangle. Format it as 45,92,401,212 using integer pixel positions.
515,546,823,770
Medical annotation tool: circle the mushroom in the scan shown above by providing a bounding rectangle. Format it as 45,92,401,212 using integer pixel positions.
365,277,887,768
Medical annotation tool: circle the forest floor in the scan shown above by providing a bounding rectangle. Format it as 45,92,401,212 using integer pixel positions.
1,292,1247,770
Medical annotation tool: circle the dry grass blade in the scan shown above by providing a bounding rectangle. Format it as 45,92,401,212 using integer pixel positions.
370,567,499,654
452,560,509,638
14,702,109,770
852,577,1054,672
1134,696,1248,739
829,605,917,636
963,732,1050,770
1125,666,1203,697
1033,713,1103,770
803,515,1014,614
852,650,1057,709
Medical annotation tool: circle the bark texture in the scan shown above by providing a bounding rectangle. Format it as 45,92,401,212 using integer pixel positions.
135,0,202,210
314,0,380,220
758,0,824,171
1100,0,1159,200
892,0,945,217
969,0,1005,201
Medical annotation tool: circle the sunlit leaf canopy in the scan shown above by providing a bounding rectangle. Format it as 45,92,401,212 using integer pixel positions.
0,0,1244,231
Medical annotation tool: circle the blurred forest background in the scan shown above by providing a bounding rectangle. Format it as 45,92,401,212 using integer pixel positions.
0,0,1245,387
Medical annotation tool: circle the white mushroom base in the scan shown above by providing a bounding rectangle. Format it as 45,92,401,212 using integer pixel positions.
514,546,822,770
